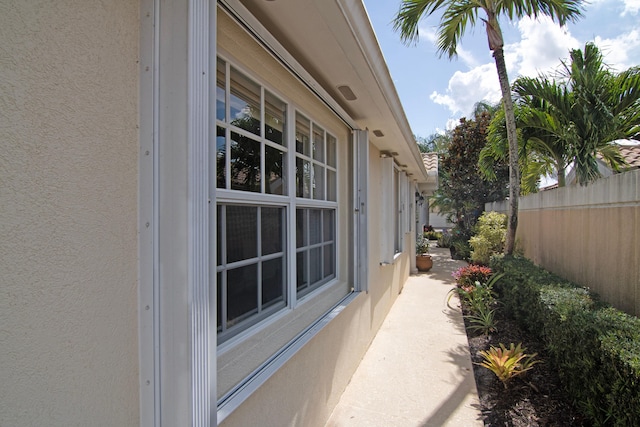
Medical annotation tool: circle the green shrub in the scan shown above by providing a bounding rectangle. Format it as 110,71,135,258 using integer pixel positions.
470,212,507,265
490,256,640,426
437,231,453,248
424,230,442,241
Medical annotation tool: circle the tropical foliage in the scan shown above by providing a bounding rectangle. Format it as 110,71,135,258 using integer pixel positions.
470,211,507,265
431,112,509,244
481,43,640,187
477,343,540,388
393,0,585,254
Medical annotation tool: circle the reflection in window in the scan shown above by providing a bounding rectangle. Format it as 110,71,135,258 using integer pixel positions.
265,145,284,195
230,67,261,135
295,113,310,156
216,58,226,122
326,134,337,168
313,125,325,162
215,57,339,343
217,126,226,189
230,132,261,192
217,59,288,195
295,116,336,201
296,157,311,198
265,91,286,146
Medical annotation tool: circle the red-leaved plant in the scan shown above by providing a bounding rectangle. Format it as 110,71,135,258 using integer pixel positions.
452,265,493,291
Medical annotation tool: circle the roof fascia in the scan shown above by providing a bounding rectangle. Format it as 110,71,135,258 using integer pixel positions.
218,0,358,131
335,1,428,182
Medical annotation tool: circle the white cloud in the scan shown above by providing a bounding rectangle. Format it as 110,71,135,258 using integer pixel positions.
594,30,640,70
434,119,459,135
425,12,640,122
429,63,501,117
456,46,480,68
621,0,640,15
418,25,438,44
507,16,580,78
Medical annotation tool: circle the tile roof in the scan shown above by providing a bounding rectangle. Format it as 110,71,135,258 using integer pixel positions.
421,152,438,174
619,144,640,169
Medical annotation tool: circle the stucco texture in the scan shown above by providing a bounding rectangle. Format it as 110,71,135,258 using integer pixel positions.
0,1,140,425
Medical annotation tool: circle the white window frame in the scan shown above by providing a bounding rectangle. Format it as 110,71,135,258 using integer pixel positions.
214,55,339,344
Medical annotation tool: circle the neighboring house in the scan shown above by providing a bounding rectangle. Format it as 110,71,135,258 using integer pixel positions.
564,142,640,185
541,141,640,190
416,152,439,230
1,1,434,427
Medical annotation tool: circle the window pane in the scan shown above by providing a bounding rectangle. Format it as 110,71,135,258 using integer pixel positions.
310,247,322,284
296,157,311,198
265,91,286,146
309,209,321,244
312,125,324,162
327,170,336,202
261,207,283,255
326,134,337,167
296,251,307,291
230,67,260,135
262,257,284,308
216,126,226,189
216,58,226,121
323,244,334,279
217,272,222,332
265,145,285,195
217,205,223,265
230,132,261,192
295,113,310,156
296,209,306,248
226,205,257,263
313,164,325,200
323,210,334,242
227,264,258,326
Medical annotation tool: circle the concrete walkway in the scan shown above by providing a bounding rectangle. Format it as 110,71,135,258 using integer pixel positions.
326,246,484,427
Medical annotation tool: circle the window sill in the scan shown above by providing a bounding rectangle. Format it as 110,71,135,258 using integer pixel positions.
379,251,403,267
216,290,359,424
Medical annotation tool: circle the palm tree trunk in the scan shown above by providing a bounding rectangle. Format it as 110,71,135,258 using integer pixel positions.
492,47,520,255
557,163,566,187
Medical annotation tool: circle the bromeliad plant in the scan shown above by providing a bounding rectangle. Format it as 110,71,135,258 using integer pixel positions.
477,342,540,388
448,272,504,335
465,304,498,336
453,265,493,291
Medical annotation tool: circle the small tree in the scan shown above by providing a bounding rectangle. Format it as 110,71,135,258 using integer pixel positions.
470,211,507,265
434,112,509,237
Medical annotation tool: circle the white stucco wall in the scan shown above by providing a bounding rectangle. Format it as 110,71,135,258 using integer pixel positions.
0,1,140,426
220,144,411,427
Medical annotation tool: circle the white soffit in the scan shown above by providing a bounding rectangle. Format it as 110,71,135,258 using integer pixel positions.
232,0,429,182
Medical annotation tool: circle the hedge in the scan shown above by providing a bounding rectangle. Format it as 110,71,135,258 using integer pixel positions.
490,256,640,426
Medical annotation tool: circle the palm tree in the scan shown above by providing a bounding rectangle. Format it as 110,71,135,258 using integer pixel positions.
393,0,584,254
507,43,638,185
480,104,561,193
555,43,639,183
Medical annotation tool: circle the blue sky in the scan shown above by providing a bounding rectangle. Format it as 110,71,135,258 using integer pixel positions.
363,0,640,138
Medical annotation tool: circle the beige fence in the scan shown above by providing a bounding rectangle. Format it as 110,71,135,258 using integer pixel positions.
486,169,640,316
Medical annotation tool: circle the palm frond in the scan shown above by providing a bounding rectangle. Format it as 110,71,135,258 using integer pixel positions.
393,0,450,45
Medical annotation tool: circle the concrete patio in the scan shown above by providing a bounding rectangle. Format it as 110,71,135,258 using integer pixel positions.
326,245,484,426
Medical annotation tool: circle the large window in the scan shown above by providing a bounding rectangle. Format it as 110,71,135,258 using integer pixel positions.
215,57,338,342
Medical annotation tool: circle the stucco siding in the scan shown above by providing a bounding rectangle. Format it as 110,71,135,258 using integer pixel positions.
220,147,411,427
0,1,140,426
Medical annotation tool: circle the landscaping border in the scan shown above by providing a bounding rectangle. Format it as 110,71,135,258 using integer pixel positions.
490,256,640,426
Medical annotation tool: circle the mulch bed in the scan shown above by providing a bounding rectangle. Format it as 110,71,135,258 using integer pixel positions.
463,308,592,426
